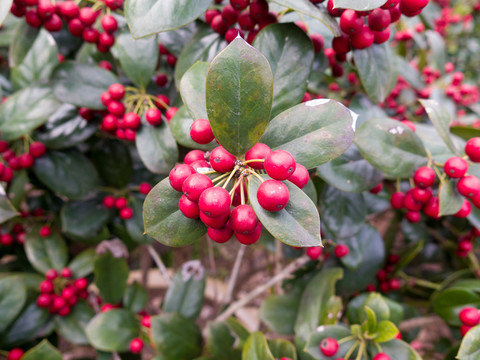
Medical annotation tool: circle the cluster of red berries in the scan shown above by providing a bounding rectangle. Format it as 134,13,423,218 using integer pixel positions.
458,306,480,336
0,140,47,183
11,0,120,52
0,223,27,246
444,71,480,107
305,242,350,261
319,337,392,359
102,195,133,219
369,254,401,293
36,267,89,316
6,349,24,360
158,43,178,68
127,314,151,353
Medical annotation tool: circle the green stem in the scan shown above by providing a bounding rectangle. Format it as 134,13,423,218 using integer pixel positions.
344,341,360,360
399,272,441,290
222,166,239,189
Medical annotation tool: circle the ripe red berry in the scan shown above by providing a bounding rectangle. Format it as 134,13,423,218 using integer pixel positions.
368,8,391,31
249,0,269,21
198,187,231,218
165,107,178,122
184,150,205,165
7,349,24,360
74,278,88,290
139,182,152,195
390,192,405,209
306,246,323,260
458,239,473,253
115,197,128,209
101,15,118,33
169,164,196,192
79,107,94,121
182,174,214,202
61,267,73,278
190,119,215,144
120,207,134,219
288,164,309,189
39,226,51,237
45,268,58,280
141,315,151,328
205,9,221,24
466,138,480,162
351,26,375,50
411,188,432,203
234,222,262,245
211,14,229,34
340,9,363,35
332,35,350,54
155,73,168,87
369,182,383,194
245,143,271,170
230,0,249,11
230,205,258,234
124,112,141,130
61,0,79,17
444,157,469,178
225,28,244,43
200,212,229,229
39,280,54,293
44,14,62,32
25,10,42,28
36,294,51,308
79,7,97,26
145,108,162,126
101,303,115,312
403,192,423,212
238,11,255,31
381,0,399,9
374,28,391,44
264,150,296,180
210,146,236,173
107,101,125,117
455,200,472,218
457,175,480,198
399,0,429,17
461,324,473,337
62,287,76,300
208,223,234,243
130,338,144,354
29,142,47,158
459,307,480,326
334,244,349,258
423,196,440,218
373,353,391,360
310,33,325,53
413,167,435,188
319,337,339,357
108,83,125,101
257,180,289,212
103,195,116,208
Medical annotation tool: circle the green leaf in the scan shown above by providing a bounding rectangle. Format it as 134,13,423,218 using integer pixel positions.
268,339,297,360
0,188,18,224
361,293,390,323
259,290,302,335
55,300,95,345
242,332,275,360
169,106,216,150
376,320,399,343
295,268,344,352
354,118,427,178
333,0,388,11
163,260,206,320
206,321,242,360
85,309,139,352
260,100,355,169
0,277,27,333
425,30,447,71
0,0,12,26
370,339,421,360
0,85,60,141
305,325,355,360
143,178,207,247
123,282,148,313
270,0,341,36
317,144,383,193
136,116,178,174
433,288,480,326
253,23,314,118
451,126,480,141
113,30,158,89
10,24,58,90
52,61,119,110
363,306,377,335
25,226,68,274
125,195,153,244
353,43,397,103
225,317,250,347
206,37,273,157
125,0,211,38
180,61,209,120
33,150,99,199
439,178,464,216
419,99,458,155
157,21,199,57
248,174,321,247
319,185,366,239
94,252,129,304
458,325,480,360
22,340,62,360
6,169,27,209
151,312,203,360
91,138,133,189
395,56,425,90
68,248,96,278
5,302,50,346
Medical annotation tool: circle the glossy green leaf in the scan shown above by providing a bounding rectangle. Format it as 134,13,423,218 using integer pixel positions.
5,302,50,346
180,61,209,120
206,321,242,360
22,340,62,360
68,248,96,278
206,37,273,157
419,99,458,155
94,252,129,304
354,118,427,178
242,332,275,360
33,150,99,199
360,293,390,323
270,0,340,36
439,178,464,216
123,282,148,314
261,100,355,169
163,260,205,320
451,126,480,141
169,106,216,150
10,24,58,90
143,178,207,247
248,175,321,247
114,30,158,89
55,300,94,345
151,312,203,359
85,309,139,352
295,268,344,351
125,0,211,38
415,123,460,163
268,339,297,360
136,117,178,174
157,21,199,57
317,144,383,193
52,62,118,109
433,288,480,326
91,138,133,189
253,23,314,118
0,0,12,25
0,187,18,224
320,185,366,239
363,306,377,335
305,325,355,360
25,226,68,274
376,320,399,343
458,325,480,360
370,339,421,360
0,85,60,141
125,195,153,244
6,169,27,209
0,277,27,333
259,289,302,335
353,43,397,103
333,0,387,11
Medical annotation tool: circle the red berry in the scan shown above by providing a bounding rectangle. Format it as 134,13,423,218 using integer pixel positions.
466,138,480,162
184,150,205,165
25,10,42,28
458,239,473,253
98,32,115,49
169,164,196,192
264,150,296,180
115,197,128,209
245,143,271,170
7,349,24,360
165,107,178,121
369,182,383,194
234,222,262,245
225,28,243,43
62,287,76,300
39,280,54,293
208,223,234,243
238,11,255,31
458,175,480,198
124,112,141,130
340,9,363,35
108,83,125,101
205,9,221,24
190,119,215,144
17,153,34,168
306,246,323,260
399,0,429,17
101,15,118,33
257,180,289,212
141,315,151,328
101,303,115,312
368,8,391,31
44,14,62,32
61,1,79,17
403,192,423,212
120,207,134,219
29,142,46,158
288,164,309,189
130,338,144,354
45,268,58,280
79,7,97,26
334,244,349,258
351,25,375,50
198,187,231,218
211,14,229,34
423,196,440,218
74,278,88,290
332,35,350,54
178,194,201,219
310,33,325,53
61,267,73,278
411,188,432,203
373,27,391,44
444,157,468,178
39,226,51,237
319,337,339,357
461,324,473,337
390,192,405,209
37,294,51,308
381,0,399,9
155,73,168,87
230,205,258,234
230,0,249,11
373,353,391,360
102,195,115,208
455,200,472,218
413,167,435,188
139,182,152,195
182,174,214,202
249,0,269,21
0,233,13,246
145,108,162,126
107,101,125,117
459,307,480,326
210,146,236,173
389,278,400,291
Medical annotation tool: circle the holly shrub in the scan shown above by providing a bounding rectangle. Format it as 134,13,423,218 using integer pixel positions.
1,0,480,359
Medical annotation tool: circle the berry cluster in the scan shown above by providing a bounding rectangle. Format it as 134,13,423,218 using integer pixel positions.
158,43,178,68
0,140,47,184
305,242,350,261
102,195,133,219
36,267,89,316
458,306,480,336
372,254,401,293
0,223,27,246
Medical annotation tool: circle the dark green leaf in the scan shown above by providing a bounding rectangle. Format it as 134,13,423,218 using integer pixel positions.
25,226,68,274
439,178,464,216
123,282,148,313
0,277,27,333
169,106,216,150
268,339,297,360
360,293,390,323
0,85,60,141
433,288,480,326
260,100,355,169
354,118,427,178
0,187,18,224
94,252,129,304
305,325,355,360
143,178,207,247
157,21,199,57
125,0,211,38
253,23,314,118
68,248,96,278
370,339,421,360
259,290,301,335
91,138,133,188
5,303,50,346
52,61,119,109
0,0,12,25
33,150,99,199
206,321,242,360
85,309,139,352
225,317,250,347
458,325,480,360
180,61,209,120
333,0,388,11
248,174,321,247
136,117,178,174
151,312,203,360
206,37,273,157
242,332,275,360
22,340,62,360
55,300,94,345
353,43,397,103
113,30,158,89
451,126,480,141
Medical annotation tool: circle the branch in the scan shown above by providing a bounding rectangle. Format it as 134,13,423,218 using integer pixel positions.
222,244,247,304
147,245,172,285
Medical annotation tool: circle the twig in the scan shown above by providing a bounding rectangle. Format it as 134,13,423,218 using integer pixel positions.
215,256,309,322
147,245,172,285
223,245,247,304
398,316,439,331
275,240,284,294
207,239,219,303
